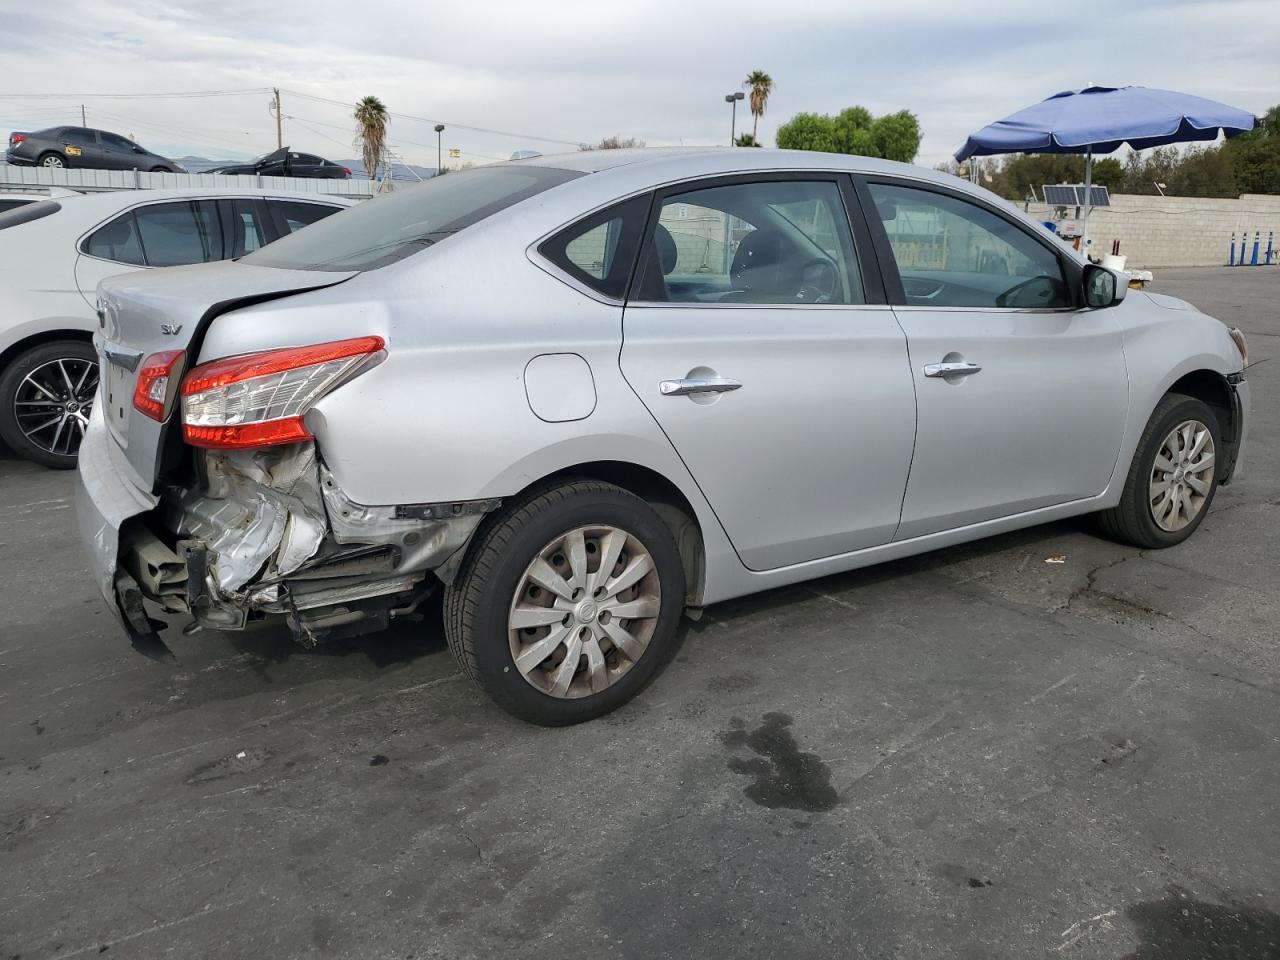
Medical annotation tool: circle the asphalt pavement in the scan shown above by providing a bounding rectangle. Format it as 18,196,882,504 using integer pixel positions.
2,266,1278,959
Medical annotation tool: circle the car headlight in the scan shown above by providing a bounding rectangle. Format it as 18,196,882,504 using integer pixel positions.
1228,326,1248,365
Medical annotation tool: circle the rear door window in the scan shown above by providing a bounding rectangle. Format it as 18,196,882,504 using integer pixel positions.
133,200,223,266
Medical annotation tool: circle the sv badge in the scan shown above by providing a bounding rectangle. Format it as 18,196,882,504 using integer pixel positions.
160,323,184,336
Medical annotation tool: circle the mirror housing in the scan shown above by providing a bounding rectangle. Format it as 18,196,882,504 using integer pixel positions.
1083,263,1126,308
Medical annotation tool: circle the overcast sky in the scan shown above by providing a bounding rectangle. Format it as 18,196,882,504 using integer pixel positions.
2,0,1277,169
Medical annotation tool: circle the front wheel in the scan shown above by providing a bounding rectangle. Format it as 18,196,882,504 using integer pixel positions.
1097,392,1221,548
38,152,65,168
443,480,686,725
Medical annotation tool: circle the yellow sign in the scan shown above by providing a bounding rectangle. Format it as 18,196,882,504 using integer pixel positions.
64,145,82,157
448,148,461,158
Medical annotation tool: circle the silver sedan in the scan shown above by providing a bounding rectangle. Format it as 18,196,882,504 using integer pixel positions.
75,148,1249,725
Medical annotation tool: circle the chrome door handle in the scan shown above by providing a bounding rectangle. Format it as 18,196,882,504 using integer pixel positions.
923,361,982,379
659,377,743,397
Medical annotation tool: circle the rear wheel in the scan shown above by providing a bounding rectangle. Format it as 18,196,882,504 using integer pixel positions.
38,152,65,168
0,340,99,469
1097,393,1221,548
443,480,685,725
149,166,171,173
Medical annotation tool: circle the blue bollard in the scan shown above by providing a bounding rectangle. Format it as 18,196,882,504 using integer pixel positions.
1251,229,1260,266
1266,231,1275,266
1229,232,1236,266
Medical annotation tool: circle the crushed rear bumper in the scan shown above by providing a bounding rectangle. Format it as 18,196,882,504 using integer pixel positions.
76,407,496,648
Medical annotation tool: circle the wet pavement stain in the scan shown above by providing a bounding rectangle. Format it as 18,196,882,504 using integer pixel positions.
1123,886,1280,959
721,713,838,812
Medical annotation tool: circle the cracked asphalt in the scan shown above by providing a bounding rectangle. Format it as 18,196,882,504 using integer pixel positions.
2,266,1278,959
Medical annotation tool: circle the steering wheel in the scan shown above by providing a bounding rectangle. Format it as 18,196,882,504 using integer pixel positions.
795,258,839,304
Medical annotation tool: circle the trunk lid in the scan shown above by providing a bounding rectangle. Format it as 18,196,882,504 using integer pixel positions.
95,260,356,489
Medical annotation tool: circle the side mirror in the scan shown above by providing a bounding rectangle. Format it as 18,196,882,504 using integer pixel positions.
133,145,145,153
1083,263,1126,308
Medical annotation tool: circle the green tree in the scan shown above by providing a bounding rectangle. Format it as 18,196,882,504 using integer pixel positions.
735,133,761,147
353,95,389,183
775,112,837,152
776,105,920,161
871,110,921,163
579,136,645,150
743,70,773,143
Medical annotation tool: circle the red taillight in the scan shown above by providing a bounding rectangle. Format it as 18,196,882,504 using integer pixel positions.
10,133,26,146
180,336,384,449
132,350,185,421
342,167,352,176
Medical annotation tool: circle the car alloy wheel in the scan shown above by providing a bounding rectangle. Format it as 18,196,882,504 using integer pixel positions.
40,154,65,168
1149,419,1215,532
507,525,662,699
14,356,98,458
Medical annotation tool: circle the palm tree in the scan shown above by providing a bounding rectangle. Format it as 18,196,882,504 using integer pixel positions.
353,95,389,182
744,71,774,143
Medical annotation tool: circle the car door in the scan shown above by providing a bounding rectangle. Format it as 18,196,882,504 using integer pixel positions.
99,131,144,170
59,128,102,168
618,174,917,571
859,177,1128,540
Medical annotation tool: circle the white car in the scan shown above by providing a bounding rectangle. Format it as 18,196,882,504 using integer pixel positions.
0,188,354,467
0,187,82,213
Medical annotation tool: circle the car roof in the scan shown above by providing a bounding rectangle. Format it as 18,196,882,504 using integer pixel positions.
519,146,946,181
38,188,357,216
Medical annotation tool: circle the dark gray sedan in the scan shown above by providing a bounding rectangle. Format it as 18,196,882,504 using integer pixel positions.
5,126,185,172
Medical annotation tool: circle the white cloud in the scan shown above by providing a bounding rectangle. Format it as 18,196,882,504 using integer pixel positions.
1,0,1276,167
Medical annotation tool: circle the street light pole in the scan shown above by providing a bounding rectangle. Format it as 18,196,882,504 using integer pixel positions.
434,124,445,175
725,92,744,146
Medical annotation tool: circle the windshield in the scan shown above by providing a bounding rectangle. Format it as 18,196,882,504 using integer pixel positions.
243,164,581,272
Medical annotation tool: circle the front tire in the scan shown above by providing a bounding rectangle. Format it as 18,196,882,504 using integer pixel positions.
38,152,65,169
443,480,686,726
0,340,99,469
1097,392,1221,548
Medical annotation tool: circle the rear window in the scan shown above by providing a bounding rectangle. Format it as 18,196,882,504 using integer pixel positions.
0,200,61,230
242,164,581,272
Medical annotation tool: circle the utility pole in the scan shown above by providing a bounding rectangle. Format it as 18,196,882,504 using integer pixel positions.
434,124,445,175
80,104,86,126
272,88,283,149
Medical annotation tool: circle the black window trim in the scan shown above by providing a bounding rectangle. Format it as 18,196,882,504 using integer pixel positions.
853,173,1085,311
626,170,888,309
534,193,650,304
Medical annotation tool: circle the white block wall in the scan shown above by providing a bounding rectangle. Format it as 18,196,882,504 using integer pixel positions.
1025,193,1280,267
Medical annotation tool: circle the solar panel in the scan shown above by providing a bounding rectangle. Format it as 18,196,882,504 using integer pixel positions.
1041,185,1111,207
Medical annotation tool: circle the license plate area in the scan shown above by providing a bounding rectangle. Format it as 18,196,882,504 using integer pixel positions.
103,346,142,446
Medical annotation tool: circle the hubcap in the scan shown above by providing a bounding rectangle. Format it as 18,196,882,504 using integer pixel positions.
1149,419,1215,532
508,525,662,699
42,156,63,167
14,357,98,457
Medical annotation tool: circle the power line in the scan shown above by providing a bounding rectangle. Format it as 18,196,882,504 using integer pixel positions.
281,89,584,148
0,88,272,101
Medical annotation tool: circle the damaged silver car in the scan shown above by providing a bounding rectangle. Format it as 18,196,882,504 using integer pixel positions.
77,149,1248,725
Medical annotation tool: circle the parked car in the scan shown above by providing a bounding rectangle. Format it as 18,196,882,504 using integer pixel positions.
205,147,351,179
76,149,1248,726
0,188,353,467
6,127,186,172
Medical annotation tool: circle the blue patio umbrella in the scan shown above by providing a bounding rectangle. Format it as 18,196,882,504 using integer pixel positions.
954,86,1256,247
955,85,1257,162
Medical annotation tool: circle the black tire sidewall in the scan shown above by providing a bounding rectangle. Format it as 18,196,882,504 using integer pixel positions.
1127,396,1221,547
0,340,97,469
466,488,685,725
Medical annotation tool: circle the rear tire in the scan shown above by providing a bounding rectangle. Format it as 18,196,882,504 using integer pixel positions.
443,480,686,726
1097,392,1221,548
38,152,65,168
0,340,99,469
149,166,171,173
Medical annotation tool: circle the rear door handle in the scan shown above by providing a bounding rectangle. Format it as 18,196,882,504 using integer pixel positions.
660,377,743,397
923,361,982,379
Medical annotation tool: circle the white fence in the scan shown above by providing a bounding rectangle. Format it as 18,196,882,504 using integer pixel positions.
0,164,377,199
